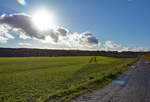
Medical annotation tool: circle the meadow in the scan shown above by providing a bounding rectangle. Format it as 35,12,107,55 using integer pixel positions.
0,56,138,102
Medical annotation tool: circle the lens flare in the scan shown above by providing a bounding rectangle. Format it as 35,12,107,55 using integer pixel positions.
17,0,27,6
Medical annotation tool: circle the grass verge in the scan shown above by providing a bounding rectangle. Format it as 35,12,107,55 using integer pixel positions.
144,54,150,61
44,57,139,102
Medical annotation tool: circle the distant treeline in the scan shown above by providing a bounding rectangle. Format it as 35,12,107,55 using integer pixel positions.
0,48,149,58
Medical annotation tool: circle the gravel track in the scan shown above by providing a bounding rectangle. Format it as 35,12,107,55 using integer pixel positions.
71,57,150,102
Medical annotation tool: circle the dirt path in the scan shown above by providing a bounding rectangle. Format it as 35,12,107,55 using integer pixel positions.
71,57,150,102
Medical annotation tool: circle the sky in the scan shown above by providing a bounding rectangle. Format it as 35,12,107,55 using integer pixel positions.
0,0,150,51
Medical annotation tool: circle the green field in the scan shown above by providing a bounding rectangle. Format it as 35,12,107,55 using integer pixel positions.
0,56,138,102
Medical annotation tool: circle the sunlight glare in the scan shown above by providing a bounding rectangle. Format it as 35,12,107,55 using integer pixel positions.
32,9,55,31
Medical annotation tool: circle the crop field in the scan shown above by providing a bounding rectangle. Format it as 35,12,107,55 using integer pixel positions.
0,56,138,102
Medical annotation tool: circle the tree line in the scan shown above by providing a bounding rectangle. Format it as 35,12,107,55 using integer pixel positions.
0,48,149,58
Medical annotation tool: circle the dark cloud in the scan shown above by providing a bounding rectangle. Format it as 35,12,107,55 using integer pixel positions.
56,27,69,36
0,13,45,39
79,32,99,46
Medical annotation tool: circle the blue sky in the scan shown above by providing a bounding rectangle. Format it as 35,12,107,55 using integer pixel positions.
0,0,150,51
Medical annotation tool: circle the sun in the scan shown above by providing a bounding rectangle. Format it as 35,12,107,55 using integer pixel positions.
32,9,55,31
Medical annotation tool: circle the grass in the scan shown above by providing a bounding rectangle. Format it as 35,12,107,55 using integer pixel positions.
144,54,150,61
0,56,138,102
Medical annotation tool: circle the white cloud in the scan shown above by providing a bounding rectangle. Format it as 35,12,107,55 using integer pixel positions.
0,25,14,43
120,46,150,52
18,42,32,46
120,47,130,52
103,41,121,51
0,36,8,43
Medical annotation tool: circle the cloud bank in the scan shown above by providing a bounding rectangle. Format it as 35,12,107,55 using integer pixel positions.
103,41,121,51
0,13,149,51
0,13,99,48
